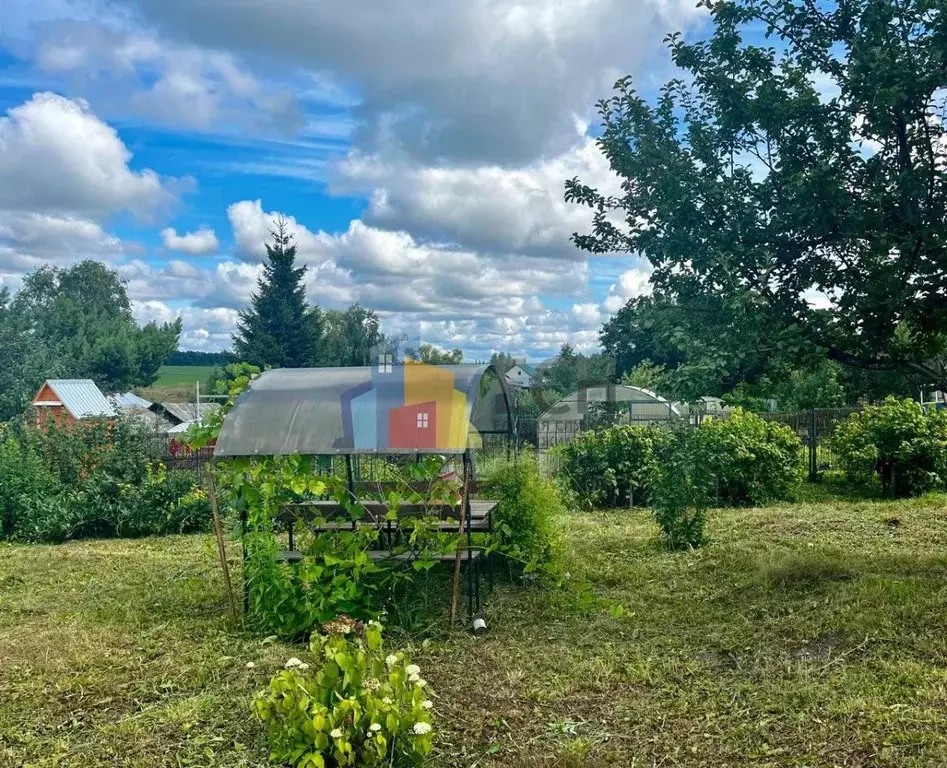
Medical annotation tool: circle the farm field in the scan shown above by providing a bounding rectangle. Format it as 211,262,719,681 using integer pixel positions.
154,365,217,387
134,365,218,404
3,495,947,767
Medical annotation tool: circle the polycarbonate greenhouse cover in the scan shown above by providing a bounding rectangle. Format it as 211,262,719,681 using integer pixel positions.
213,363,511,457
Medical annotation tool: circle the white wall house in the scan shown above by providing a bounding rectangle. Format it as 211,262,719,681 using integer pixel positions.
504,364,536,389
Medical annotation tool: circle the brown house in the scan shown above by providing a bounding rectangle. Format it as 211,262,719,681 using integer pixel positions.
31,379,117,426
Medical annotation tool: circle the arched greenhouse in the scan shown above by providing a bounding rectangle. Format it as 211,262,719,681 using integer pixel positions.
537,384,680,448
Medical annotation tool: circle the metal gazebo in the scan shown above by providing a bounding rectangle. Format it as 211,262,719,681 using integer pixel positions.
212,362,514,626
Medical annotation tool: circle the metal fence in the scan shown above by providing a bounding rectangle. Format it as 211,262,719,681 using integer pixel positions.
755,407,861,480
513,407,864,483
143,406,862,485
144,434,214,482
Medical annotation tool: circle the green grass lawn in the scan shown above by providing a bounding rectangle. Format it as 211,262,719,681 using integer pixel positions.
3,496,947,766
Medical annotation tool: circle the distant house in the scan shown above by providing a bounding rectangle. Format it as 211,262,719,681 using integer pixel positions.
150,401,221,429
109,392,153,412
31,379,116,426
504,363,537,390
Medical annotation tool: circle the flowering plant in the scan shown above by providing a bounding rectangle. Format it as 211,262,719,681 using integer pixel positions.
254,617,435,767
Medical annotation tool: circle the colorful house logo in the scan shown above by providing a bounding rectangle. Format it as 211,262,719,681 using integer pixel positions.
340,359,480,451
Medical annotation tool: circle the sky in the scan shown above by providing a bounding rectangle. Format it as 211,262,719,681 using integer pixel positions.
0,0,709,360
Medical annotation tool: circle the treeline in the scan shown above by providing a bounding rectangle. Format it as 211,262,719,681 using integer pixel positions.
166,351,231,366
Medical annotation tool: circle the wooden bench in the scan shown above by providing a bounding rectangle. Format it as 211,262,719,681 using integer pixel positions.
276,498,499,614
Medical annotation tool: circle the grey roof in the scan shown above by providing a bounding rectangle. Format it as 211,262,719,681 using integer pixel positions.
214,364,512,457
155,402,221,424
109,392,153,411
539,384,680,423
42,380,117,419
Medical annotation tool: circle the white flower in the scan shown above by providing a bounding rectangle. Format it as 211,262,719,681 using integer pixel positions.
285,657,309,671
422,700,433,709
405,664,421,676
385,654,398,667
413,722,432,735
245,661,256,669
330,728,343,739
382,697,393,705
408,673,420,683
369,723,382,732
414,679,427,688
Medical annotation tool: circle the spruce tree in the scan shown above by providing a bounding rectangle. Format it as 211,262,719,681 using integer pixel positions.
233,216,321,368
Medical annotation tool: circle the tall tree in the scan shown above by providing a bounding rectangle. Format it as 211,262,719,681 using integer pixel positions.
489,352,519,375
545,343,616,396
14,261,180,393
233,217,321,368
567,0,947,390
0,288,62,421
406,343,464,365
320,305,385,367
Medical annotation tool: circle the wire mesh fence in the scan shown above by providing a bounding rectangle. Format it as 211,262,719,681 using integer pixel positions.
512,407,864,482
143,433,214,482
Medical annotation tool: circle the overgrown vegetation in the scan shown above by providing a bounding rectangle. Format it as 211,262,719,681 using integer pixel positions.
690,409,804,506
479,454,563,573
556,424,667,508
255,617,435,767
556,410,803,518
0,418,209,542
828,398,947,498
650,427,712,550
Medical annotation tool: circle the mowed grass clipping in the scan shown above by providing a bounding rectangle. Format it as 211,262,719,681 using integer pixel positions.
3,497,947,766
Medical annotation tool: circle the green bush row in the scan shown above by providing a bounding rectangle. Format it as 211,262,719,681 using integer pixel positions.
556,409,805,510
828,398,947,498
0,419,210,542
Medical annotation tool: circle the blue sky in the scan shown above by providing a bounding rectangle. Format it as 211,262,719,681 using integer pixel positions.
0,0,709,359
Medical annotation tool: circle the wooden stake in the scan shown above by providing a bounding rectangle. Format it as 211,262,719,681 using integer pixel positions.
206,467,239,624
449,453,470,628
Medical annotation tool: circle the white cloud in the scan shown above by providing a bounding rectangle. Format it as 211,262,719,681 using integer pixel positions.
35,22,304,134
132,299,240,349
335,135,621,259
0,92,179,219
161,226,219,255
602,267,652,313
571,302,603,328
113,0,705,164
0,211,125,274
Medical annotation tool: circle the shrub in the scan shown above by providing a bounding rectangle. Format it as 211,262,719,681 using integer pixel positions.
651,428,713,550
0,435,59,538
691,409,804,505
556,424,668,508
479,455,563,572
0,418,211,542
254,618,435,768
827,398,947,497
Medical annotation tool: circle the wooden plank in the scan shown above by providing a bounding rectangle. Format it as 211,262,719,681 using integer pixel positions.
294,519,491,534
277,549,481,564
350,480,481,493
277,499,498,524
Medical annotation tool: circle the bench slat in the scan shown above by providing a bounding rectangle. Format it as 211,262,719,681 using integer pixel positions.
277,549,482,564
277,499,498,524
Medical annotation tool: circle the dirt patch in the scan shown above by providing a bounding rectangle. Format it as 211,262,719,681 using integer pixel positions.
787,630,847,663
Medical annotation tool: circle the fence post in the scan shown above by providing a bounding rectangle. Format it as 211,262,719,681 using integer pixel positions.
808,410,818,483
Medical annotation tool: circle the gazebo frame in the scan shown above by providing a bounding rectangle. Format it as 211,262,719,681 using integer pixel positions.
212,362,515,627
